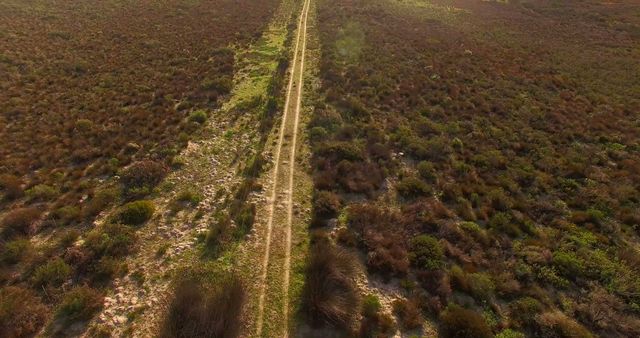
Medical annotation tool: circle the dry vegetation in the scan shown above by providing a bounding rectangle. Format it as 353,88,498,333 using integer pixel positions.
305,0,640,337
0,0,278,335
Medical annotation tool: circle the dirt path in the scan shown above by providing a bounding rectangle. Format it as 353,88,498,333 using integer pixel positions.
254,0,311,336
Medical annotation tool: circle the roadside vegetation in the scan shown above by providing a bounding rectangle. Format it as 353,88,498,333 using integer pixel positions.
0,0,278,335
304,0,640,336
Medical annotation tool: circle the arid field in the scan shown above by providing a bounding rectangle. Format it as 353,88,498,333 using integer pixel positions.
1,0,639,337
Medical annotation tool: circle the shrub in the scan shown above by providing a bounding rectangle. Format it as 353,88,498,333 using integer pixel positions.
1,238,31,264
552,251,584,278
313,190,341,219
232,203,255,237
397,176,432,199
1,207,41,237
159,276,244,338
188,110,208,124
301,237,359,330
440,304,492,338
84,222,136,258
0,286,48,338
495,329,525,338
467,272,495,301
509,297,544,328
362,294,382,318
32,258,72,288
84,187,119,218
90,257,128,283
117,200,155,225
120,160,168,194
0,174,23,200
200,76,232,94
25,184,59,201
309,126,328,142
393,298,423,329
409,235,444,271
488,212,521,237
50,206,81,224
55,286,103,324
535,311,594,338
417,161,436,180
176,189,203,206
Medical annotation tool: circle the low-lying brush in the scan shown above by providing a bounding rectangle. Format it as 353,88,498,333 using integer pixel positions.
0,286,48,338
160,275,244,338
117,200,155,226
301,236,360,330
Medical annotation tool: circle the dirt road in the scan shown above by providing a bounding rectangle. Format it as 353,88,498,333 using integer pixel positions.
254,0,311,336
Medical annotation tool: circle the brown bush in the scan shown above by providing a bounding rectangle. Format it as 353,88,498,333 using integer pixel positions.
1,207,41,238
0,174,23,201
159,276,244,338
440,304,492,338
302,236,360,330
120,160,168,194
0,286,48,338
392,298,423,330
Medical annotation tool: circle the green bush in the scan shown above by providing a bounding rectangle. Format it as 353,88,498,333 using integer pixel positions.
50,206,81,224
409,235,444,271
468,272,495,301
1,238,31,264
85,222,136,258
417,161,436,180
309,126,328,142
176,189,203,205
495,329,525,338
188,110,208,124
440,304,492,338
0,286,48,337
397,176,432,198
314,190,341,219
84,187,119,218
25,184,59,201
552,251,584,278
32,258,72,288
200,76,232,94
55,286,103,324
510,297,543,328
362,294,381,318
489,212,521,237
117,200,155,225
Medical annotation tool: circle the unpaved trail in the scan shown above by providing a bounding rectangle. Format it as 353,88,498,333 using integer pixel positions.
253,0,311,336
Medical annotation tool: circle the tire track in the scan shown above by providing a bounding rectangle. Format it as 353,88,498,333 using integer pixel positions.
255,0,310,336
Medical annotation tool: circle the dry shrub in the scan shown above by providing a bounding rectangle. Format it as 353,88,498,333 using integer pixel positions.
348,204,409,277
1,207,41,238
392,298,423,330
160,276,244,338
302,236,360,330
440,304,492,338
535,310,594,338
55,286,103,324
120,160,168,196
0,286,48,338
0,174,23,200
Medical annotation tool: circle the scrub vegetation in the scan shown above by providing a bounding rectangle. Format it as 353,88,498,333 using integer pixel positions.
0,0,278,335
305,0,640,336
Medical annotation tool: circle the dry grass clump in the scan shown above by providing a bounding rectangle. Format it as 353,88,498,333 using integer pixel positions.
160,275,244,338
301,236,360,330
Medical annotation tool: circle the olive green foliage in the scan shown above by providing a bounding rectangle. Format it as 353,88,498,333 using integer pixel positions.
117,200,155,225
409,235,444,270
